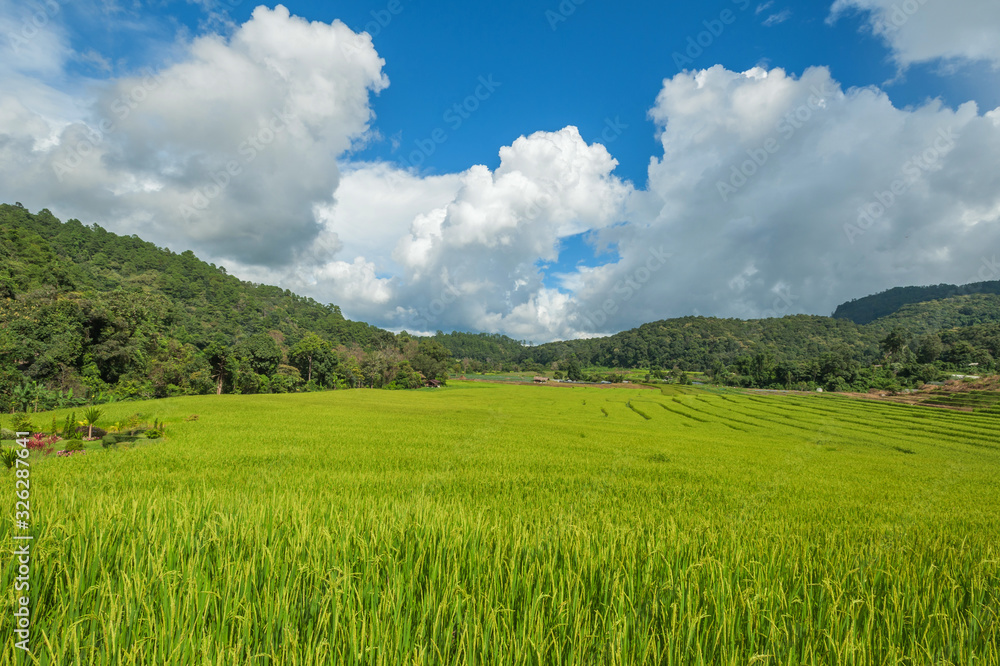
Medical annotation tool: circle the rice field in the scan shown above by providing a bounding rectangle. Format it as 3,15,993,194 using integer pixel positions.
2,382,999,664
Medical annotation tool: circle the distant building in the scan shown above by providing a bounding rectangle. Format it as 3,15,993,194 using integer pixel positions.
533,376,548,383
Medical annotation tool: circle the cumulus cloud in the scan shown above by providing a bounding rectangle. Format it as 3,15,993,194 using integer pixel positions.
3,4,1000,344
231,127,633,339
287,66,1000,343
0,4,387,265
829,0,1000,67
574,65,1000,334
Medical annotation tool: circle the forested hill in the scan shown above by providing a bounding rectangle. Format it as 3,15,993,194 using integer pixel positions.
833,280,1000,324
0,204,390,347
437,294,1000,376
0,204,461,409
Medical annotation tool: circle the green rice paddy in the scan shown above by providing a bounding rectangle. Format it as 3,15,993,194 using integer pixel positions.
2,382,999,664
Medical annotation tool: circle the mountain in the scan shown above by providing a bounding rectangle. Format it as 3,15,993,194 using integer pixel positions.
832,281,1000,324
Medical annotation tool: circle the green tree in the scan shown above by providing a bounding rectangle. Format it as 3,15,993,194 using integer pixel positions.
880,328,908,360
291,333,329,383
914,334,943,364
82,407,103,439
411,339,452,381
205,342,235,395
235,333,282,377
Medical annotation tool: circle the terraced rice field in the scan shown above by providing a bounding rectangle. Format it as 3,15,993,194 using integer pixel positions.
2,382,999,664
921,389,1000,411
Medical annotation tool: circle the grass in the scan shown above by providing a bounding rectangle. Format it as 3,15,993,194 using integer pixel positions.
1,382,998,664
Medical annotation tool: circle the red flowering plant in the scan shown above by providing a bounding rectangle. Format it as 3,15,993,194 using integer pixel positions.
26,433,60,455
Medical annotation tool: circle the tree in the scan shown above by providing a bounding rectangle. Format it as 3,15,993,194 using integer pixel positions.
880,328,908,360
235,333,282,377
291,333,329,383
205,342,234,395
411,339,452,381
82,406,103,439
914,334,942,364
565,358,583,381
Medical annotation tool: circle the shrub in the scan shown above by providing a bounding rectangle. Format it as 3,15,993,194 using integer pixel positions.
0,428,15,441
76,426,107,439
62,439,85,452
61,412,77,438
26,434,59,455
101,434,118,448
11,413,33,434
1,447,17,469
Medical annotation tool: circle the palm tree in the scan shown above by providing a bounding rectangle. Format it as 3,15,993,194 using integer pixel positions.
82,407,103,439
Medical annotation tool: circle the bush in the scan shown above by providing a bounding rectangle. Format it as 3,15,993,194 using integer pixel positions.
102,433,141,448
0,428,15,441
1,447,18,469
76,426,107,439
11,413,33,434
26,434,59,455
62,439,85,452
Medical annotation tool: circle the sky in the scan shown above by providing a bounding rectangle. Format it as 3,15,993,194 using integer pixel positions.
1,0,999,342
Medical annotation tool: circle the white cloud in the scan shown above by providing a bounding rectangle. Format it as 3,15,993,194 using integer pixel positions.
234,127,634,339
3,4,1000,344
576,65,1000,333
762,10,792,26
829,0,1000,67
0,4,387,266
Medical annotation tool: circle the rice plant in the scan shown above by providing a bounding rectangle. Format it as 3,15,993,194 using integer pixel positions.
1,383,998,664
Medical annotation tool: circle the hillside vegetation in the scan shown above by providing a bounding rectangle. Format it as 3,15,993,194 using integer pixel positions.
438,297,1000,390
833,280,1000,324
0,204,450,410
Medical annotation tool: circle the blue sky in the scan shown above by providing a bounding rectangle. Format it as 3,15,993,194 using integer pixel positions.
51,0,998,185
2,0,1000,340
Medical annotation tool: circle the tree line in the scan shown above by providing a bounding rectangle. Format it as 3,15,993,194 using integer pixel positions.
4,203,999,407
